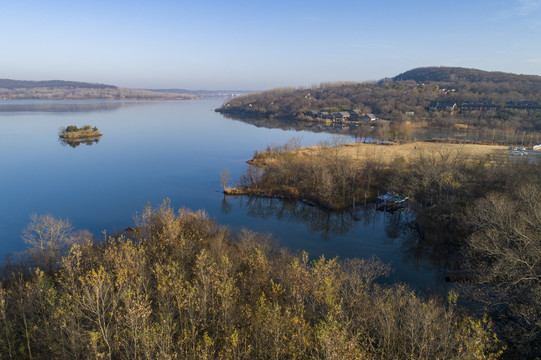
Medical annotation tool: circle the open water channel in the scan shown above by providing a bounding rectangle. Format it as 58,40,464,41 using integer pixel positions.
0,98,443,289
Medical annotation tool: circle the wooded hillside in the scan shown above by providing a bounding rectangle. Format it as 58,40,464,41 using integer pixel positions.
0,79,117,90
217,67,541,132
393,66,541,84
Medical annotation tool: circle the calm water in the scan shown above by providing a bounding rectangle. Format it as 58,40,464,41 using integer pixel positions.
0,99,441,288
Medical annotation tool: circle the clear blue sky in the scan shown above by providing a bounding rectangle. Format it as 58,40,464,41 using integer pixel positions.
1,0,541,90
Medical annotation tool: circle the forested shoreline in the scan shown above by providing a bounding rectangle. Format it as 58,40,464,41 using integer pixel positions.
216,67,541,133
224,140,541,358
0,79,196,100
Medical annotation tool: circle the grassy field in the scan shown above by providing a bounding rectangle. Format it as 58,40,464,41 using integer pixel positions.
239,140,511,209
293,141,509,165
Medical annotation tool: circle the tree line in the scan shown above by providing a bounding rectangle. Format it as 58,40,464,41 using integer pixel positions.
0,78,196,100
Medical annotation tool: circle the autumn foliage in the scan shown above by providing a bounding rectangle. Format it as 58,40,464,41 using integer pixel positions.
0,201,505,359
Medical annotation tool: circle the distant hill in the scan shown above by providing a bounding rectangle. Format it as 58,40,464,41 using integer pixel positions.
392,66,541,84
0,78,197,100
0,79,117,90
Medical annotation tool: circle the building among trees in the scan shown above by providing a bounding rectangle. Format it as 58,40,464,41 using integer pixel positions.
430,102,457,112
461,99,498,111
504,99,541,110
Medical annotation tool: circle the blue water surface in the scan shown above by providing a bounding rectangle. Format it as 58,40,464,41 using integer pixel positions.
0,99,441,288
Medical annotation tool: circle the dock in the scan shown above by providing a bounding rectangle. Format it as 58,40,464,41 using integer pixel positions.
377,192,409,212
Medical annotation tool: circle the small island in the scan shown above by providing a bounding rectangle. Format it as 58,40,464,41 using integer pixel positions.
59,125,102,141
59,125,102,148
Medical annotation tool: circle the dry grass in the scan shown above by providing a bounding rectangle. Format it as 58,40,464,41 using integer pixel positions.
60,130,102,140
299,141,508,166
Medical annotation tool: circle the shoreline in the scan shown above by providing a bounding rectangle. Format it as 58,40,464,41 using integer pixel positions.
225,140,509,212
223,187,344,211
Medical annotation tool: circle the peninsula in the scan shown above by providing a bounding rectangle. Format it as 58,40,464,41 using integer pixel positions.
225,140,509,210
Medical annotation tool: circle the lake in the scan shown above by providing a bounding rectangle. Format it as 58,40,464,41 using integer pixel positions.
0,99,442,289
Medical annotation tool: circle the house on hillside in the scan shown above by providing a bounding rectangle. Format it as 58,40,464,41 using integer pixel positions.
339,111,351,119
331,112,342,122
461,99,498,111
346,110,363,122
430,102,457,112
332,112,351,122
362,113,378,122
504,100,541,110
438,88,456,95
309,110,320,117
319,111,331,120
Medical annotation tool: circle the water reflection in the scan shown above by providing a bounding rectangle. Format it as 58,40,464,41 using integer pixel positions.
223,195,414,241
221,113,355,136
223,195,449,282
0,101,145,113
399,220,459,274
221,113,540,145
59,138,100,148
229,196,357,239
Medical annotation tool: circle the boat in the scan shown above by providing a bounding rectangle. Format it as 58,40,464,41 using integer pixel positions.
376,192,408,212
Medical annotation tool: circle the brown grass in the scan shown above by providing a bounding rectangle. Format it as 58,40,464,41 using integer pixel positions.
297,141,508,166
60,130,102,140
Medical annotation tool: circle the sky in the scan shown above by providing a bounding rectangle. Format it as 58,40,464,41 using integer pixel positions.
1,0,541,90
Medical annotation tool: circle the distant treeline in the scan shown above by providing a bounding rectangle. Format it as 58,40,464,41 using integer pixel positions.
217,67,541,132
0,79,117,90
0,79,197,100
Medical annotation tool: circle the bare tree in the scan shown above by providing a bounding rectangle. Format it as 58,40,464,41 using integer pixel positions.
220,169,231,191
22,214,88,272
463,183,541,351
375,121,391,141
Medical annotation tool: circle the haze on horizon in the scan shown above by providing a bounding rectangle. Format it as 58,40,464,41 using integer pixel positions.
2,0,541,91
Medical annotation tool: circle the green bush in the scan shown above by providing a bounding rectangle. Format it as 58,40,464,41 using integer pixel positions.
64,125,98,133
65,125,79,132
